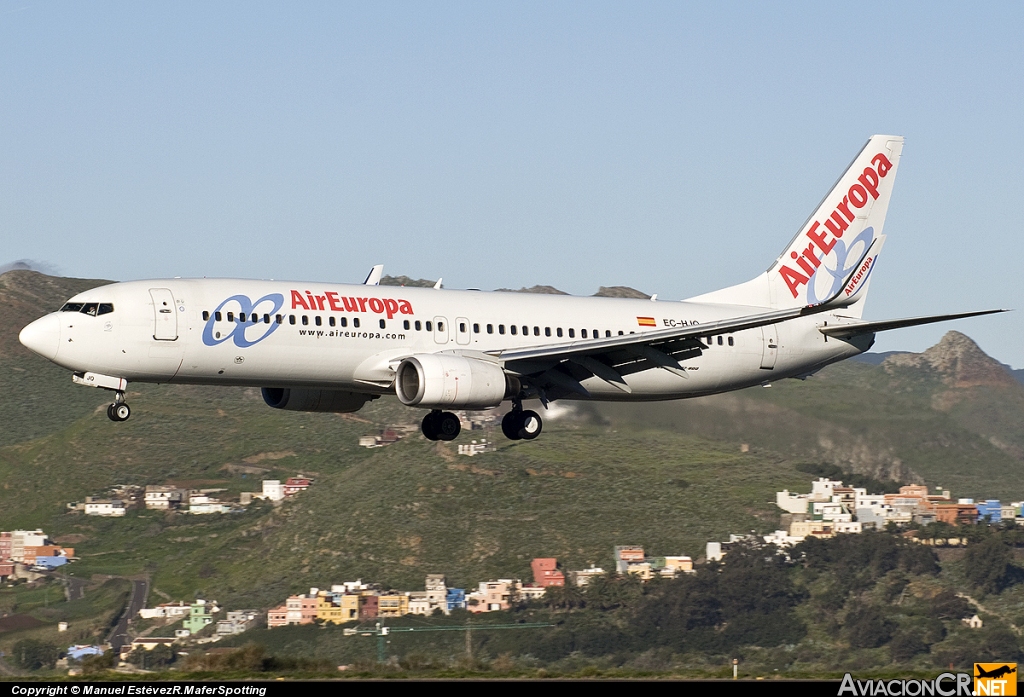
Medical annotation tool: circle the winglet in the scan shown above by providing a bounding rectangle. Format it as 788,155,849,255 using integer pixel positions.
433,278,443,290
363,265,384,286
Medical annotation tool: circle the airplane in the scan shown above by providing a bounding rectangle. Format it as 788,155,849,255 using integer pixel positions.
18,135,1006,442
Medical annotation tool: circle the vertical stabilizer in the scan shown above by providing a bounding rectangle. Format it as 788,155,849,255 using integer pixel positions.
690,135,903,318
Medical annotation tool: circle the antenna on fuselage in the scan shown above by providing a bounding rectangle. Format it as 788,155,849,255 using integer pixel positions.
363,265,384,285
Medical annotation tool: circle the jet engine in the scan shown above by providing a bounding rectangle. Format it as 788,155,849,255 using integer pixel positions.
395,354,509,409
261,388,377,413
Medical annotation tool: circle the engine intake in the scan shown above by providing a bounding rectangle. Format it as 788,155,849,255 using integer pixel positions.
261,388,376,413
395,354,508,409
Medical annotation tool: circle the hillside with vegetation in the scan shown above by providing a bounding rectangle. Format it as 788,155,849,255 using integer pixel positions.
2,270,1023,676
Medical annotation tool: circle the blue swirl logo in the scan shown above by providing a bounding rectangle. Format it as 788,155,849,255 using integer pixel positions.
202,294,285,348
806,227,875,305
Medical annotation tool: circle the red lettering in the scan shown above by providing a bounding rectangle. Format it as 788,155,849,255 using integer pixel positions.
836,196,855,223
291,290,309,310
779,265,809,298
398,300,413,315
383,298,399,319
368,298,384,313
326,291,342,312
872,153,892,177
848,183,868,208
807,222,835,255
792,251,815,276
858,167,880,199
824,211,850,239
343,297,358,312
305,291,316,308
316,295,326,310
357,297,368,312
801,243,822,269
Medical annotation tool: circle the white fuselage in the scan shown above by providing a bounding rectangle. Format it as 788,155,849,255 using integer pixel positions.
31,278,872,403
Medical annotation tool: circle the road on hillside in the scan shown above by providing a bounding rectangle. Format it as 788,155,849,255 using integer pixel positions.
106,579,148,652
65,575,87,601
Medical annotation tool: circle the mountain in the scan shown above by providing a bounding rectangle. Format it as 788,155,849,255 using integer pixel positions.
2,270,1022,608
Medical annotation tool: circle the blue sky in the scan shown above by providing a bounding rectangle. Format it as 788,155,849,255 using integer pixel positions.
2,2,1021,365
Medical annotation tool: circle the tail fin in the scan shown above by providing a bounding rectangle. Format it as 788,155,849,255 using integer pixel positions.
690,135,904,317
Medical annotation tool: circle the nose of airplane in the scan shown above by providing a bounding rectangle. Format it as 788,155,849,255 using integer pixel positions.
19,314,61,361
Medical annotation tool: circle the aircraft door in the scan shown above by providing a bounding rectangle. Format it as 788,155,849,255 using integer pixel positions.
149,288,178,340
455,317,471,346
433,317,449,344
759,324,778,369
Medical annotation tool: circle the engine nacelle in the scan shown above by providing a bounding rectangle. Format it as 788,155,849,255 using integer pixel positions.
395,354,509,409
261,388,376,413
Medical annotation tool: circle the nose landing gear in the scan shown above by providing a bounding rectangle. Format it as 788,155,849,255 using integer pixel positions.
421,410,461,441
106,392,131,422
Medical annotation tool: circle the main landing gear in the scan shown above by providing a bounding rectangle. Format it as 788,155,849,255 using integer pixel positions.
501,404,542,441
421,410,461,441
106,392,131,422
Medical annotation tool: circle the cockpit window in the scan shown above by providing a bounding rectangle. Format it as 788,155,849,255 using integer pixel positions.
61,302,114,315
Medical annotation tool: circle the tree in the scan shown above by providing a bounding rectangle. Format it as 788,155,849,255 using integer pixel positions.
12,639,59,671
964,536,1018,594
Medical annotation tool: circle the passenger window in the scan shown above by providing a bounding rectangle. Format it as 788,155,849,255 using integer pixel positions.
379,319,386,329
568,328,575,338
581,329,587,338
728,336,734,346
341,317,348,327
606,330,611,337
202,311,210,321
522,325,528,335
263,313,270,324
555,328,562,337
487,324,493,334
498,324,505,335
618,331,624,335
289,315,295,325
216,312,223,322
473,323,480,333
61,303,84,312
403,320,410,330
329,317,336,327
426,321,432,331
415,320,421,331
510,325,517,335
459,322,466,333
353,318,360,328
718,336,723,345
438,322,444,331
534,327,540,336
276,314,283,324
227,312,235,322
302,316,308,325
98,303,114,316
239,313,246,322
315,316,322,326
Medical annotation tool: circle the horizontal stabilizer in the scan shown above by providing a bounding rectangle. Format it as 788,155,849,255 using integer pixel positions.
818,309,1009,339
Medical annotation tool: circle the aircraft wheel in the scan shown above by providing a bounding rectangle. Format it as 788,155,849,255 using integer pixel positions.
421,411,441,441
501,411,522,440
518,410,542,440
114,403,131,422
437,411,461,441
107,404,118,422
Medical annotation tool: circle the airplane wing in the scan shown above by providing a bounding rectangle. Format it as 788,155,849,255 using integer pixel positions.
818,309,1008,339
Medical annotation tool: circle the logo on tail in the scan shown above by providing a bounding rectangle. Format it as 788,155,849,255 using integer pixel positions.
777,150,894,299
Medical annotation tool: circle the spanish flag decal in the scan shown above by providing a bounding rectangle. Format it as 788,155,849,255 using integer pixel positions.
637,317,656,327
